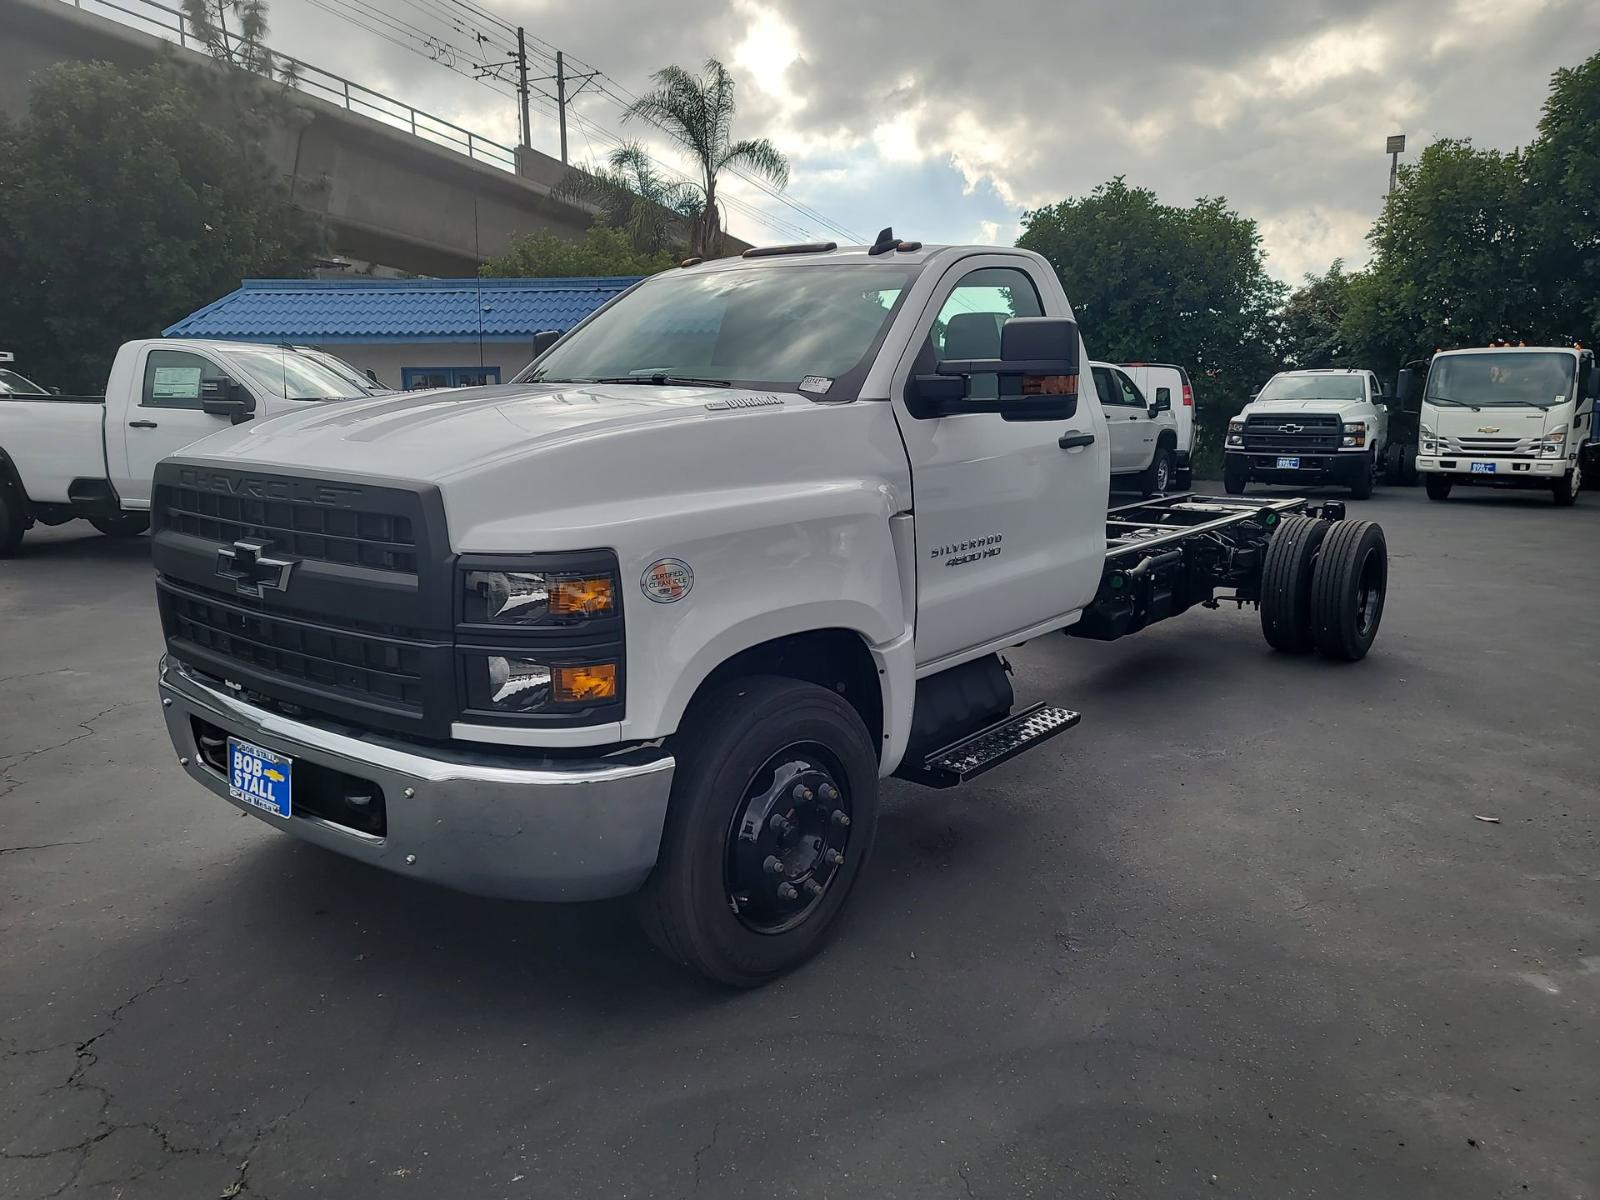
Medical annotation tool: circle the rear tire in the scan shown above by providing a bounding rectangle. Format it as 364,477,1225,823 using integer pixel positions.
636,675,880,988
0,486,25,558
1173,466,1193,492
89,512,150,539
1260,515,1331,653
1140,447,1174,497
1223,460,1248,496
1384,442,1405,485
1349,452,1375,500
1552,460,1582,506
1310,520,1387,661
1425,475,1452,501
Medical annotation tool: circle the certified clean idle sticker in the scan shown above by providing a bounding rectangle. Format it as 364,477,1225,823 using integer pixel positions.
641,558,694,603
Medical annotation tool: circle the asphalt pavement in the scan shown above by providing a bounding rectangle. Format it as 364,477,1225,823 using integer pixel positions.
2,482,1596,1199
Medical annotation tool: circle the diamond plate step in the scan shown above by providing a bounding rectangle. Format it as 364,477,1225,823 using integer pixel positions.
896,701,1081,789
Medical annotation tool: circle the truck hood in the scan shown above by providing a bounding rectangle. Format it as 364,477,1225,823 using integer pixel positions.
1239,398,1370,418
180,380,781,483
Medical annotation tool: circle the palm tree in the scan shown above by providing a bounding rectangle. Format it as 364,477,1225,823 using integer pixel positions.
621,59,790,258
554,143,702,258
182,0,298,84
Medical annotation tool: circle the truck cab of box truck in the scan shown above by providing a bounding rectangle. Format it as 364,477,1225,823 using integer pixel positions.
1408,345,1596,506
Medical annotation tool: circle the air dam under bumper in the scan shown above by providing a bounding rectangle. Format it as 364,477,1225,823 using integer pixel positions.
1227,450,1369,484
157,656,674,901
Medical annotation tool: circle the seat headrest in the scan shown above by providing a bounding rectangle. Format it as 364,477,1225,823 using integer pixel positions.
943,312,1004,361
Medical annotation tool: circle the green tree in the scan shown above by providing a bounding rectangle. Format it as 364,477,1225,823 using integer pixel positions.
181,0,296,82
1341,139,1534,372
621,59,789,258
0,61,324,393
554,142,700,258
1279,259,1359,369
1018,178,1285,430
480,223,676,278
1526,49,1600,337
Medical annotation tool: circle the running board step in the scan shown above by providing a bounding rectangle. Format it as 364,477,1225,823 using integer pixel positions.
896,702,1081,789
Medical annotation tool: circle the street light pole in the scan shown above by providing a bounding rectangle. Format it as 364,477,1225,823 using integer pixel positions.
516,27,531,150
1386,133,1406,197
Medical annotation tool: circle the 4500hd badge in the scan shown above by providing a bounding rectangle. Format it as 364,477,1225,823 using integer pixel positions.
930,533,1003,567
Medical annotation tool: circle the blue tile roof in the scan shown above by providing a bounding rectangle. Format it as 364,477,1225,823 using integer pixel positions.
163,276,642,344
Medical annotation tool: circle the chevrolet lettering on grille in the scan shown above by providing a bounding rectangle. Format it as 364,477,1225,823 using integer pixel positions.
215,539,295,598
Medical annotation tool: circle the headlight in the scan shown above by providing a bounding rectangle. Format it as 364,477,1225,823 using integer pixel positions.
1342,421,1367,448
1226,418,1244,448
475,656,619,712
463,569,616,625
1541,427,1567,457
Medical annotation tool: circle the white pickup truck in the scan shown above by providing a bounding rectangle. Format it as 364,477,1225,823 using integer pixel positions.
0,339,386,555
1224,368,1391,499
152,235,1390,986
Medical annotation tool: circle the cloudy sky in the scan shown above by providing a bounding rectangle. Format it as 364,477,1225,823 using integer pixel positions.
233,0,1600,279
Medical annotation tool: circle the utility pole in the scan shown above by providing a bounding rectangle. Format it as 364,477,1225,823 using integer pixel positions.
516,27,531,149
1386,133,1406,198
557,50,567,165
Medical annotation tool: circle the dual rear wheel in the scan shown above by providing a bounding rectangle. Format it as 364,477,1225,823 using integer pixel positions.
1261,515,1387,661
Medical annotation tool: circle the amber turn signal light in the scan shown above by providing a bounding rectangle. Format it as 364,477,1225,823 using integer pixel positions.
549,576,615,617
552,662,618,703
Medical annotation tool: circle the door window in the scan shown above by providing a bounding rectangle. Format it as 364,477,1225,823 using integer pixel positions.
928,267,1043,400
1155,386,1171,408
1092,366,1121,408
1114,370,1147,409
141,350,226,410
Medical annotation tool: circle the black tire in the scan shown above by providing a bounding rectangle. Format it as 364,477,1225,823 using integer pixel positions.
1260,514,1332,654
1401,450,1420,486
1140,446,1174,497
1173,466,1193,493
89,512,150,538
1552,459,1582,506
0,485,25,558
1383,442,1405,485
1349,451,1375,500
1310,520,1387,662
1223,460,1249,496
636,675,880,987
1424,475,1452,501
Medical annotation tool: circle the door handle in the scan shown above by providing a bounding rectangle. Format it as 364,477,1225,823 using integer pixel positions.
1058,432,1095,449
128,420,159,429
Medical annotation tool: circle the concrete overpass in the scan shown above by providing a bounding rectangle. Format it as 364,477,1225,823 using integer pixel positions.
0,0,741,275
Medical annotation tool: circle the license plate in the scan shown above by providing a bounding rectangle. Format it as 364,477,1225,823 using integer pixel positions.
1470,462,1497,474
1275,456,1301,470
228,738,293,818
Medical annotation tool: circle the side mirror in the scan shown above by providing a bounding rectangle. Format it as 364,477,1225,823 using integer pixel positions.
201,378,256,424
1585,363,1599,401
49,386,62,396
365,369,381,385
1151,394,1171,414
531,329,562,357
995,316,1081,422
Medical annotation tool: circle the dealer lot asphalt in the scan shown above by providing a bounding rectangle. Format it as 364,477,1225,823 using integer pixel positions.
2,482,1596,1199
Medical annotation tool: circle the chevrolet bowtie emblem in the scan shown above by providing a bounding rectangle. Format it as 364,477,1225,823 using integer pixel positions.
1279,423,1301,434
216,539,294,597
1476,426,1500,434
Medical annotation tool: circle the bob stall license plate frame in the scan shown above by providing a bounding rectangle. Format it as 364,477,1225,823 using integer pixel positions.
228,738,293,818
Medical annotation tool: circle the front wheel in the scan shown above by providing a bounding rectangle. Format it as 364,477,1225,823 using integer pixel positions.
0,486,25,558
636,676,880,987
1552,460,1582,506
1223,460,1249,496
1260,514,1332,653
1140,447,1173,497
1349,451,1375,500
1424,475,1452,501
89,512,150,539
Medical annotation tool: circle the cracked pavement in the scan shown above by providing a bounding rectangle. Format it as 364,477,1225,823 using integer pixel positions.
2,492,1598,1198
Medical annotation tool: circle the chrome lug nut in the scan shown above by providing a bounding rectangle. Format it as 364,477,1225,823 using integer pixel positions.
769,813,792,835
793,784,814,802
824,848,845,866
820,783,839,802
763,855,786,876
777,882,799,901
803,879,825,898
831,809,850,828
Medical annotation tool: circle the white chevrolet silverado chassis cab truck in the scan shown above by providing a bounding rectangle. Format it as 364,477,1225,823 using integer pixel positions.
154,235,1390,985
1224,368,1391,500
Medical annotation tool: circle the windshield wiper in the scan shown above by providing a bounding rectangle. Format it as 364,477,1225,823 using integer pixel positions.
1425,394,1472,408
586,374,733,387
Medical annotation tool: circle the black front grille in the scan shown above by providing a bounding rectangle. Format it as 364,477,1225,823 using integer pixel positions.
159,482,418,573
164,580,430,713
1243,413,1342,453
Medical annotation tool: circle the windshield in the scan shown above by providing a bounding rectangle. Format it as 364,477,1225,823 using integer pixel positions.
301,349,387,394
516,264,915,392
0,369,48,396
1426,351,1576,408
1258,374,1364,402
223,345,378,401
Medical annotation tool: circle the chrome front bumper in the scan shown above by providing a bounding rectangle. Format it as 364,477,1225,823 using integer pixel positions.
157,656,675,901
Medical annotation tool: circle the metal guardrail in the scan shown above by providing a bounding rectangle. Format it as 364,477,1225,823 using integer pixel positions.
63,0,518,173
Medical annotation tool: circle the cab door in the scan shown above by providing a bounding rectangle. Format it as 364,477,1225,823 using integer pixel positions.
889,256,1110,669
116,347,252,507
